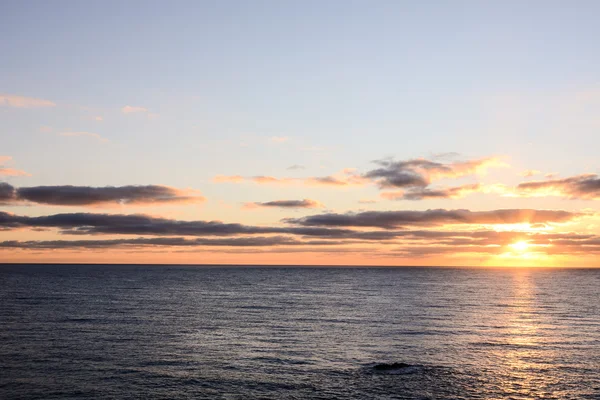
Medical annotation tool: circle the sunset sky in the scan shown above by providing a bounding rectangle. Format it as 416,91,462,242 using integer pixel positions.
2,1,600,266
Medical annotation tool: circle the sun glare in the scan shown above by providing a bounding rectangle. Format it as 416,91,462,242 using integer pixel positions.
510,241,530,252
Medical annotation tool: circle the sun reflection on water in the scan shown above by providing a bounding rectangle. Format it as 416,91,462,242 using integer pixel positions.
492,270,561,398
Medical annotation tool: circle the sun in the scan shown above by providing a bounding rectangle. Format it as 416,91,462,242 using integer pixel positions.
510,240,530,252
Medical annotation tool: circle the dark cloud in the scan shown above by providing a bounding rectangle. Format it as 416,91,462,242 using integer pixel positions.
0,211,361,238
0,183,205,206
284,209,580,229
364,164,428,189
0,236,348,250
0,182,15,204
1,209,596,256
5,230,599,255
382,184,482,201
517,174,600,199
364,158,500,189
246,199,323,209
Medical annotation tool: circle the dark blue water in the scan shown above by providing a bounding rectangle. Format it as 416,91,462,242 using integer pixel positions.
1,265,599,399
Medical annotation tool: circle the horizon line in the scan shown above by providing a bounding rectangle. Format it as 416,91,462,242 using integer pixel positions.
0,262,596,269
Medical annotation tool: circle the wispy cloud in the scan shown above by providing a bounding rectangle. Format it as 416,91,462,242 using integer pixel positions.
519,169,541,178
0,168,31,177
358,199,377,204
244,199,324,209
121,105,148,114
287,164,305,170
0,156,31,177
214,169,367,187
251,176,297,185
0,94,56,108
269,136,289,143
59,131,109,143
213,175,245,183
516,174,600,199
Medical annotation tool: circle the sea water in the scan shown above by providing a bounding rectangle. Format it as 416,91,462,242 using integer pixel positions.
1,265,599,399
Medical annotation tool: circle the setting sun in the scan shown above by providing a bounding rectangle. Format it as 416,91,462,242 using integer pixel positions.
510,241,530,252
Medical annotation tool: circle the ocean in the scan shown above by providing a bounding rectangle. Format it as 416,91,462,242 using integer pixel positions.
1,264,599,399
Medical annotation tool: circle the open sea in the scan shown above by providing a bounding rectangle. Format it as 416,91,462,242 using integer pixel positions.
1,264,599,399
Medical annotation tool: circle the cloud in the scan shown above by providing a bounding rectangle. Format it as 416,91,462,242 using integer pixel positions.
516,174,600,200
59,131,109,143
0,156,31,177
214,170,367,187
121,105,148,114
95,116,103,121
287,164,305,170
519,170,541,178
2,209,598,259
3,221,600,256
251,176,297,185
358,199,377,204
270,136,289,143
304,175,360,186
0,94,56,108
431,152,461,160
0,236,343,250
364,157,505,189
0,168,31,177
0,210,361,238
381,183,482,201
0,184,205,207
213,175,245,183
213,155,502,196
244,199,324,209
285,209,580,229
0,183,14,204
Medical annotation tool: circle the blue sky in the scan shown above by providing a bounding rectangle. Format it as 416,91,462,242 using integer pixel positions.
2,1,600,265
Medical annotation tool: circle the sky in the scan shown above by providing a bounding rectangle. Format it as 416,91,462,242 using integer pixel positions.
2,0,600,266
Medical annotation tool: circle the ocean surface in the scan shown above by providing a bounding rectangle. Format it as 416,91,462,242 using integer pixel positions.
1,265,599,399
